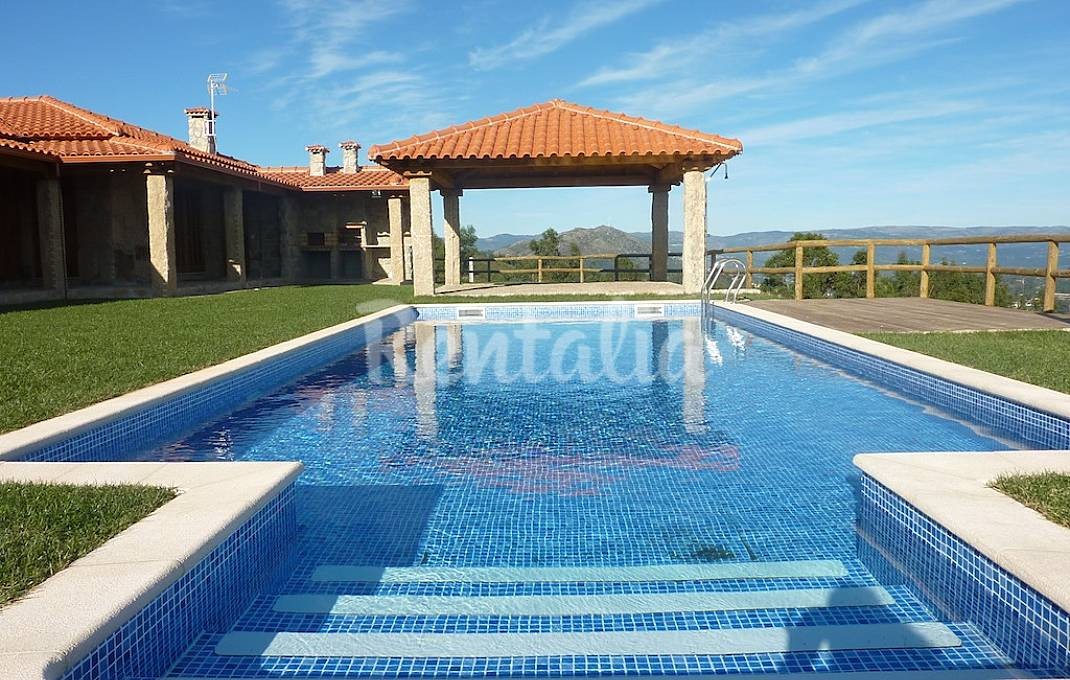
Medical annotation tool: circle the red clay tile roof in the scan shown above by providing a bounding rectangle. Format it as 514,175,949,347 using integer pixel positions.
0,96,270,180
0,96,405,193
0,136,60,162
256,166,408,191
370,99,743,162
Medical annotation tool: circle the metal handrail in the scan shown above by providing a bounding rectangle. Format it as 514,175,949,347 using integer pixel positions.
701,257,748,318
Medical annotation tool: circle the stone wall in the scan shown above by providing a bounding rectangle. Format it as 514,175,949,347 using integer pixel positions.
293,192,396,280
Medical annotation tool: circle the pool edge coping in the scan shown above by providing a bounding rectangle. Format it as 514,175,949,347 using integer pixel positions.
0,460,303,680
0,303,416,461
719,302,1070,421
854,451,1070,620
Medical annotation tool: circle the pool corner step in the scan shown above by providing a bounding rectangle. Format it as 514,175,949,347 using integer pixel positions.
273,585,895,616
309,559,848,583
214,621,962,657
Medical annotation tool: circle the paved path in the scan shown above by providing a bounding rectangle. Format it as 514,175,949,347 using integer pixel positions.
747,298,1070,333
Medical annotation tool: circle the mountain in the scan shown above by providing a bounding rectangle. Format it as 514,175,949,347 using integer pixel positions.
490,225,647,256
479,225,1070,269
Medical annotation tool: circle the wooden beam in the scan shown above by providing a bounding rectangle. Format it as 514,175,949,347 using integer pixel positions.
455,174,655,189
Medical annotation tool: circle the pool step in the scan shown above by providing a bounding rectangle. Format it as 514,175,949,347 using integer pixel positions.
308,559,847,583
273,585,895,615
165,672,1034,680
214,622,962,657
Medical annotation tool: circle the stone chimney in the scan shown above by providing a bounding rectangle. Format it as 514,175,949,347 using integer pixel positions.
185,107,216,154
306,145,329,177
339,140,361,174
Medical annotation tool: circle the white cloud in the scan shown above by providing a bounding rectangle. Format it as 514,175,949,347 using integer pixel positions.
740,100,980,145
608,0,1031,118
579,0,866,87
469,0,660,71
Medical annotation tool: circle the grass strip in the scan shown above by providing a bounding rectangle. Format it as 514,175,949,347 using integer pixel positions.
0,482,176,604
991,472,1070,530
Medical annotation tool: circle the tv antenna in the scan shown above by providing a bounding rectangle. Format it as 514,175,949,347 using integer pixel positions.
206,73,229,140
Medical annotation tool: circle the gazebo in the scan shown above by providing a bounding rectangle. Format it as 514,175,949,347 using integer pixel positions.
369,100,742,296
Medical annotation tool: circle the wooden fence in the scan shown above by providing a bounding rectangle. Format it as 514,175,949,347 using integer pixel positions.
715,235,1070,312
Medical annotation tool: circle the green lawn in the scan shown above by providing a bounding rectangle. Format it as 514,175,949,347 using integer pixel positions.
1,284,708,434
991,472,1070,529
861,330,1070,395
0,482,175,604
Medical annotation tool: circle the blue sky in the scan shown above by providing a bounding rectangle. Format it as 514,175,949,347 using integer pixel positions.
5,0,1068,237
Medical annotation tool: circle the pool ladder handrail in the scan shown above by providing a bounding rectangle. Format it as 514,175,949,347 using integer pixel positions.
701,257,748,317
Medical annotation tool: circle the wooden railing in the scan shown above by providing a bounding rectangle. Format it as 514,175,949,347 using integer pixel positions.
714,234,1070,312
493,254,615,283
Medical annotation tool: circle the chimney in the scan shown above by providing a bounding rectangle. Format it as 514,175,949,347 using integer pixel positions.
339,140,361,174
185,107,216,154
306,145,329,177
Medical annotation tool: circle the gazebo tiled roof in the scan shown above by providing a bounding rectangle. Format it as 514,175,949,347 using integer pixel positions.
369,99,741,190
370,99,742,162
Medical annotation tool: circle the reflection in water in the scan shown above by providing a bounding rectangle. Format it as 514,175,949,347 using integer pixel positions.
378,432,741,497
682,318,708,434
414,322,438,439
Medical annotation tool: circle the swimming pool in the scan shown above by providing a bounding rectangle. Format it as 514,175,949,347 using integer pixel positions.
26,304,1070,678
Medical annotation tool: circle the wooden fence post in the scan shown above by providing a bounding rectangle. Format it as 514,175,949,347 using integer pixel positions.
745,250,754,289
579,256,585,283
920,243,931,299
1044,240,1059,313
794,244,804,301
865,242,876,298
537,257,543,283
984,242,997,306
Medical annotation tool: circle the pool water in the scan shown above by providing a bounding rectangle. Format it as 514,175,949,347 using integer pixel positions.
152,317,1034,677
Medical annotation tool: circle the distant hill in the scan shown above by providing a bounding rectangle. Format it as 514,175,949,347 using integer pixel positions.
490,225,647,256
479,225,1070,269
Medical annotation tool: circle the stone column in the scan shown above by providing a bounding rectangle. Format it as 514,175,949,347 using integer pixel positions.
408,176,434,296
441,189,462,287
146,173,177,295
280,195,301,281
387,194,405,282
649,184,670,282
35,177,66,294
682,168,708,294
223,187,246,282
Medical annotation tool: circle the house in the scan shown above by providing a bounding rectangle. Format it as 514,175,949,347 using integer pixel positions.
0,96,411,304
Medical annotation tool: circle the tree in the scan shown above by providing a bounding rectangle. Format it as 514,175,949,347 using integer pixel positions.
929,259,1011,305
528,229,562,257
760,232,843,299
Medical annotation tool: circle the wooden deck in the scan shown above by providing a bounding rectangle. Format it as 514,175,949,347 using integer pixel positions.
746,298,1070,333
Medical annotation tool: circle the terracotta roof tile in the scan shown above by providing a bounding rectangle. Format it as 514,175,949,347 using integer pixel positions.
0,136,59,161
370,99,743,162
0,96,264,178
0,95,407,193
256,165,408,191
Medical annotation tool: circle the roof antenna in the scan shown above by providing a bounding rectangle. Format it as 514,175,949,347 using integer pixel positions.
206,73,229,141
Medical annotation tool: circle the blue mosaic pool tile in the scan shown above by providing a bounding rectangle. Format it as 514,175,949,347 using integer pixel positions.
20,308,415,464
415,301,700,322
59,484,298,680
714,306,1070,449
164,623,1022,679
858,475,1070,672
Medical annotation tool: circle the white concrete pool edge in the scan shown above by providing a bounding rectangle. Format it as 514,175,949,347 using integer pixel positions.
0,461,302,680
854,451,1070,617
0,303,415,461
720,302,1070,421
